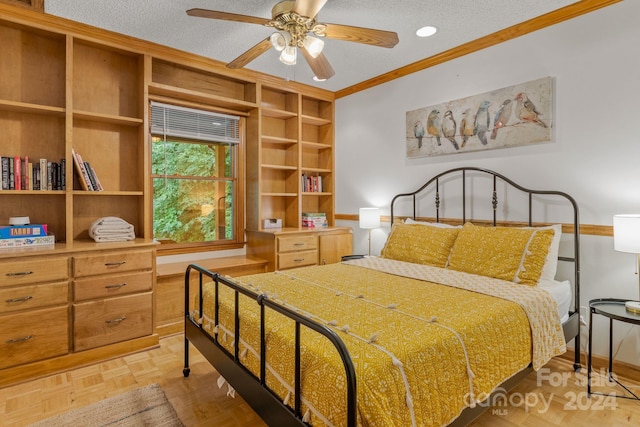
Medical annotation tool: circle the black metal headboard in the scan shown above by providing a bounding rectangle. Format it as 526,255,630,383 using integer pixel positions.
390,167,581,342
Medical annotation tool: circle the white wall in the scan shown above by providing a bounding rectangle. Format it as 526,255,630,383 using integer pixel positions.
335,1,640,366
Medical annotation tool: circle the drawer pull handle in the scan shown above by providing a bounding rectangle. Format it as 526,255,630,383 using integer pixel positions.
6,335,33,344
293,243,305,247
6,271,33,277
294,258,305,262
105,261,126,267
5,296,33,303
105,316,126,324
105,283,127,289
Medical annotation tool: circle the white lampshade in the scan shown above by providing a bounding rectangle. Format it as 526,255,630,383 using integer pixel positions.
279,44,297,65
359,207,380,230
302,36,324,58
270,32,287,52
613,214,640,253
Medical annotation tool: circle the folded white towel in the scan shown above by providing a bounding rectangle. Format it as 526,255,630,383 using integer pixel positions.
92,233,136,242
89,217,135,242
92,227,134,235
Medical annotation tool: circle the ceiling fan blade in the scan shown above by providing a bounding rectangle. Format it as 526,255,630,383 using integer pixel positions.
323,23,399,48
301,47,335,80
293,0,328,19
186,8,270,26
227,38,273,69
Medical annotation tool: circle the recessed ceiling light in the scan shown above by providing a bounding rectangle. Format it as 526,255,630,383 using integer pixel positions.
416,26,437,38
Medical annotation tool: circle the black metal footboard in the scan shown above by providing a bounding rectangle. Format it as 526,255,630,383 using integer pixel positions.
182,264,357,427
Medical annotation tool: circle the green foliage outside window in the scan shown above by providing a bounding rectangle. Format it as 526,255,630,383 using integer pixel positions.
152,138,235,244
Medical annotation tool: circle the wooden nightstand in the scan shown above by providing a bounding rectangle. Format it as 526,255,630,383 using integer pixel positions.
588,298,640,400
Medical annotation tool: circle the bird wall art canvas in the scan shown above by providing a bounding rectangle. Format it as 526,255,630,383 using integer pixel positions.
406,77,552,158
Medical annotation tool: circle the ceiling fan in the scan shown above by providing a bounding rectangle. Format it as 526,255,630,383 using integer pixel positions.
187,0,399,81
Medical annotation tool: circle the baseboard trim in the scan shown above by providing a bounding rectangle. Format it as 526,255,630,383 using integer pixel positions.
557,348,639,380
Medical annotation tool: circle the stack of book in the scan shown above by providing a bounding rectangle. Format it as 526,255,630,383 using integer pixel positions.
302,212,327,228
0,224,55,248
72,148,103,191
1,156,66,191
301,174,323,193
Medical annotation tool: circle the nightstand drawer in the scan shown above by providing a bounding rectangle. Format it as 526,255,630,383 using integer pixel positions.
73,292,153,351
277,236,317,253
278,250,318,270
73,249,153,278
73,271,152,301
0,306,69,370
0,257,68,287
0,281,68,314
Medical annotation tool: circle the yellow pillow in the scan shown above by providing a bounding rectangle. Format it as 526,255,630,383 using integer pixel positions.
447,223,554,285
381,223,460,267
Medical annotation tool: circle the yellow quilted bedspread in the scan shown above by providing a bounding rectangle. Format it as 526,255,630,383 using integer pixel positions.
199,261,562,427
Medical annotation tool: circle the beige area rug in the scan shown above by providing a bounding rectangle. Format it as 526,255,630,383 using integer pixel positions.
29,383,184,427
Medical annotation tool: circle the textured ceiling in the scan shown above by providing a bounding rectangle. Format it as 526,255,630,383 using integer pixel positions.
45,0,580,92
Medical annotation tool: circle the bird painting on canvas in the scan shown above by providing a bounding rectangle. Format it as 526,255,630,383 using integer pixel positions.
405,77,552,159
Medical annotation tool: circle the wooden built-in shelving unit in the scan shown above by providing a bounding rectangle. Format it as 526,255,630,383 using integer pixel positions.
0,2,349,384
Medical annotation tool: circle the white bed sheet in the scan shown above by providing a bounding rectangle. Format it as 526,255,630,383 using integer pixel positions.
538,279,572,323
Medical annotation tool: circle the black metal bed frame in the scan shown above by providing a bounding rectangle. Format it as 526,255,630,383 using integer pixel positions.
183,166,582,427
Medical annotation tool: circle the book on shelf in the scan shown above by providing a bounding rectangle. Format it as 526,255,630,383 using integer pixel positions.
39,158,48,191
60,158,66,190
0,234,55,248
71,148,91,190
0,224,48,239
13,156,21,190
22,156,29,190
27,160,33,190
1,157,9,190
47,161,54,190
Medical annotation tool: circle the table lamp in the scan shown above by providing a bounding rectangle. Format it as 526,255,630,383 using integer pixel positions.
359,207,380,256
613,214,640,314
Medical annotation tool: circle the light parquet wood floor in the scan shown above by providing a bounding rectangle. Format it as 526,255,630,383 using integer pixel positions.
0,334,638,426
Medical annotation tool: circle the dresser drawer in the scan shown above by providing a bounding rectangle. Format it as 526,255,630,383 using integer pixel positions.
278,250,318,270
73,271,152,301
277,235,317,253
73,249,153,278
73,292,153,351
0,306,69,370
0,281,68,314
0,257,68,287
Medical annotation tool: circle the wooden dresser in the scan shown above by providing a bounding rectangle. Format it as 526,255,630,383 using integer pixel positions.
246,227,353,272
0,242,157,387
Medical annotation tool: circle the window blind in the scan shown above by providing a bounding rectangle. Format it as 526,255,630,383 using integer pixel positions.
150,101,240,144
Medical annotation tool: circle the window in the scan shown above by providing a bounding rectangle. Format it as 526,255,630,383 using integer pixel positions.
150,102,243,252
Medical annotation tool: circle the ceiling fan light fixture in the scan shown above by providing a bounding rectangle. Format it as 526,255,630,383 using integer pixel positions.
270,32,287,51
313,75,326,82
279,44,297,65
416,25,437,38
303,35,324,58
